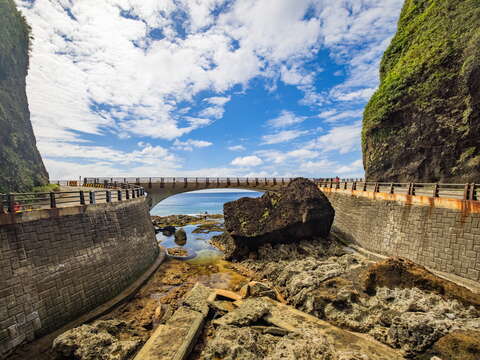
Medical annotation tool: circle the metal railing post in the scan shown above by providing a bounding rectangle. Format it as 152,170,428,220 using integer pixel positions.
227,178,231,187
206,178,210,187
411,183,416,196
433,183,439,198
464,183,470,200
8,194,15,213
161,178,164,188
106,191,111,203
80,191,85,205
390,183,394,194
470,184,477,201
149,178,152,189
217,178,220,187
118,190,122,201
237,178,240,186
50,192,56,208
173,178,176,188
255,178,259,187
89,191,95,204
184,178,188,188
126,189,130,200
132,189,136,198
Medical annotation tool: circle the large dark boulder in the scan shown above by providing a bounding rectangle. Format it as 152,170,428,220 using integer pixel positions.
221,178,334,259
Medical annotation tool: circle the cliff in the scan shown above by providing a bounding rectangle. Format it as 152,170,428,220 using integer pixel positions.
362,0,480,183
0,0,48,193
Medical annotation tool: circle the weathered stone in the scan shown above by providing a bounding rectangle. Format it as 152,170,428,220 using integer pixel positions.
52,320,142,360
422,330,480,360
182,283,214,316
174,229,187,246
362,257,480,308
213,298,271,327
221,178,334,259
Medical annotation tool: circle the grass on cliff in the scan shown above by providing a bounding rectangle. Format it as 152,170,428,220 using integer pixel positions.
362,0,480,144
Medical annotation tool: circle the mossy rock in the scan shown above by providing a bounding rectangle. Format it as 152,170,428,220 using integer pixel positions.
363,0,480,182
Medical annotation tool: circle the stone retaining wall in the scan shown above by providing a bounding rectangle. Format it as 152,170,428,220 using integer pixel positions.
0,197,159,356
322,188,480,283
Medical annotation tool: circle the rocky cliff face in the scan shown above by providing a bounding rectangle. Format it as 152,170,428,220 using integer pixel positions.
362,0,480,183
0,0,48,193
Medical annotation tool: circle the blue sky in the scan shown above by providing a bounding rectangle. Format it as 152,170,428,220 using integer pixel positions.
15,0,404,180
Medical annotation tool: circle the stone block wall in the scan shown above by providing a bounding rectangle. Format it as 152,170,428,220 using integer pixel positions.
0,197,159,355
322,189,480,283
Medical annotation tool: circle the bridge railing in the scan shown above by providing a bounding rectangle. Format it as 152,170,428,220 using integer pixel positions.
0,183,146,214
81,177,478,201
316,180,478,201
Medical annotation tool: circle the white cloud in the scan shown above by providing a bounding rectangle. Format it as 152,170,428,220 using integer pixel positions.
335,159,364,175
267,110,306,128
228,145,246,151
231,155,263,167
257,149,319,164
319,109,363,123
173,139,213,151
308,122,362,154
261,129,308,145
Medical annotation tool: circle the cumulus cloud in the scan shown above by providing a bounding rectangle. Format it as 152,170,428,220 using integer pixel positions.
267,110,306,128
319,109,363,123
231,155,263,167
261,129,308,145
228,145,246,151
308,122,362,154
173,139,213,151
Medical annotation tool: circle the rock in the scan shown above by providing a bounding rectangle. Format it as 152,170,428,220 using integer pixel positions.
155,225,176,236
362,257,480,308
423,330,480,360
247,281,277,300
362,0,480,182
0,0,50,193
182,283,214,315
213,298,271,327
221,178,334,259
174,228,187,245
52,320,142,360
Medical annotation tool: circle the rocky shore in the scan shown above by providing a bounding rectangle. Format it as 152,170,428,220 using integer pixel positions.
18,178,479,360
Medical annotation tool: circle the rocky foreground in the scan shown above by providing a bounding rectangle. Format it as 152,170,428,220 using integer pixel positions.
48,179,480,360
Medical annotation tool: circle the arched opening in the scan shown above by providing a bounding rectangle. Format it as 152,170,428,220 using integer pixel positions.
150,188,264,265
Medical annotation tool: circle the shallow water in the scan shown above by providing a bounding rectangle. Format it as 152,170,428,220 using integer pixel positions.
156,223,224,264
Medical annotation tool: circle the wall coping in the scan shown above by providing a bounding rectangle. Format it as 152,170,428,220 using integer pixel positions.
0,197,147,226
320,187,480,214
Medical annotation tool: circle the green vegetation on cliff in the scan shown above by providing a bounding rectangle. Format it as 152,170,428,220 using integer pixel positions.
0,0,49,193
363,0,480,182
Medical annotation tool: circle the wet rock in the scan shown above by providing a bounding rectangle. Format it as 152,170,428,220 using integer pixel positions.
221,178,334,259
362,257,480,308
52,320,142,360
174,228,187,245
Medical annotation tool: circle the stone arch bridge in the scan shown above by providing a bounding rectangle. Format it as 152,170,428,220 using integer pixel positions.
85,177,309,209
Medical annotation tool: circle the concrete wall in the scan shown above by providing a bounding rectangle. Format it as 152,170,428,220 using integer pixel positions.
321,188,480,283
0,197,159,355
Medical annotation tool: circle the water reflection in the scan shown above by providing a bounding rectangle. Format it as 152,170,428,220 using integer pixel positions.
156,224,224,264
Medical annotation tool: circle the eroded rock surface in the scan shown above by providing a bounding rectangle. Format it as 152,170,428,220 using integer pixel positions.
238,240,480,357
52,320,143,360
220,178,334,259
